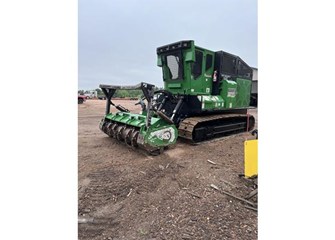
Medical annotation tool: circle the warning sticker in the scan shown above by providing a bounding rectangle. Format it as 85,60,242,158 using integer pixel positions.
227,88,236,97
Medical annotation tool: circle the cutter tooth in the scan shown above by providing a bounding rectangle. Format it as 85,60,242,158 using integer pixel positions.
99,118,105,131
102,121,109,134
130,130,139,148
105,122,113,137
116,125,126,141
123,128,134,147
110,123,118,138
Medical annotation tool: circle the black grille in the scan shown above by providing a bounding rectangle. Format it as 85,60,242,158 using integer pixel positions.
214,51,252,80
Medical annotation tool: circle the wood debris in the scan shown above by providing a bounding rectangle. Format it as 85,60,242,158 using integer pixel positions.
244,205,258,212
210,184,220,190
207,159,217,165
221,179,237,188
245,189,258,200
210,184,256,207
127,188,133,197
186,191,202,199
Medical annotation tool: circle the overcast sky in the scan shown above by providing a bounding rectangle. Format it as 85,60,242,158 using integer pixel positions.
79,0,257,90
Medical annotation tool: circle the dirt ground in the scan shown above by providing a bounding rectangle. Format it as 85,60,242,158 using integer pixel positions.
78,99,258,240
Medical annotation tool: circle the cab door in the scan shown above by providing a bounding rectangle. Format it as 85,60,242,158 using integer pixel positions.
190,49,214,95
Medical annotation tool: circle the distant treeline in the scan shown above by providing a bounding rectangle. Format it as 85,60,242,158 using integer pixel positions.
113,89,143,98
78,87,162,98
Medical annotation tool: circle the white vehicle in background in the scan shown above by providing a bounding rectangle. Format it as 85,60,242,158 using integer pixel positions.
84,90,98,99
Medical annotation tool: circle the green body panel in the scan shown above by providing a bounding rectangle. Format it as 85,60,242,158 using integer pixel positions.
106,112,151,128
167,83,182,89
221,80,237,108
199,95,225,110
235,78,252,108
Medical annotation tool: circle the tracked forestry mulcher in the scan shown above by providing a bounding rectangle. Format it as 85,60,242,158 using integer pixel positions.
99,40,255,155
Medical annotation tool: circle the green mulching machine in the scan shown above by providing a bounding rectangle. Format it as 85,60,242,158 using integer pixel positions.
99,40,255,155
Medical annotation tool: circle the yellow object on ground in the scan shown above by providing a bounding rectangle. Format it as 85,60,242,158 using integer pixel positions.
244,139,258,178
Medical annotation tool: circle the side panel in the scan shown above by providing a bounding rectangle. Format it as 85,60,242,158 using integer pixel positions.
235,78,252,107
221,80,237,108
198,95,225,110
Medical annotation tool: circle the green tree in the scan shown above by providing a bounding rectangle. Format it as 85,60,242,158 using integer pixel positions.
95,88,103,95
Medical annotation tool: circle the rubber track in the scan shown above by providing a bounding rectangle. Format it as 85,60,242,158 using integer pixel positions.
178,113,255,142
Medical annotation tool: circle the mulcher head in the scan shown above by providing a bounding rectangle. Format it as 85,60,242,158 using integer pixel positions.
99,112,178,155
99,82,178,155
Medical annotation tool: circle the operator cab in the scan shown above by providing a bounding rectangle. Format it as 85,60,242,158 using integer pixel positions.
156,40,253,97
157,40,215,96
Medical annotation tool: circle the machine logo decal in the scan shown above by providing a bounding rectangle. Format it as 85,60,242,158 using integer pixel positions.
149,127,175,143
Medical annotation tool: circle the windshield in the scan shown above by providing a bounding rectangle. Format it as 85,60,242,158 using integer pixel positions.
162,51,183,80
